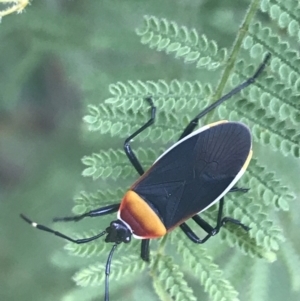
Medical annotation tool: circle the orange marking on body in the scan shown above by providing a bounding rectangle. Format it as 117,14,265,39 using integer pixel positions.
120,190,166,239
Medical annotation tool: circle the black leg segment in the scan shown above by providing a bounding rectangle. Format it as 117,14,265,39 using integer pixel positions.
140,239,150,262
221,217,250,231
180,222,213,244
52,203,120,222
124,97,156,176
179,197,250,244
229,186,249,193
178,53,271,140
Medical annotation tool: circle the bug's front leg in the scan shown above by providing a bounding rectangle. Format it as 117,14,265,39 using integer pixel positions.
178,53,271,140
52,203,120,222
124,97,156,176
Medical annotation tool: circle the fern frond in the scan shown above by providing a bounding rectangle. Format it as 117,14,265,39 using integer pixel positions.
151,254,197,301
73,189,124,214
217,100,300,158
213,57,300,157
136,15,227,70
83,104,131,136
232,60,300,126
73,254,147,287
245,22,300,92
65,240,106,258
84,62,300,158
81,148,159,181
83,80,213,143
84,102,181,142
242,158,295,211
225,194,285,253
220,228,277,262
82,148,133,180
106,79,212,111
260,0,300,39
202,201,278,261
174,232,240,301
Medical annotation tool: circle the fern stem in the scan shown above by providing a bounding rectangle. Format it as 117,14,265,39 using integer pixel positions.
207,0,261,121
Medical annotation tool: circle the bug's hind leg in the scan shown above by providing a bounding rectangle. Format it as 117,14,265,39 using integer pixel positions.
221,217,250,231
124,97,156,176
178,53,271,140
179,198,250,244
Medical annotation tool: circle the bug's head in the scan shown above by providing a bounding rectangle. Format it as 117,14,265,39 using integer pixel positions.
105,220,132,244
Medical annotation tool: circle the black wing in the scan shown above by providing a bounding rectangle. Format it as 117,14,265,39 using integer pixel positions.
132,122,251,229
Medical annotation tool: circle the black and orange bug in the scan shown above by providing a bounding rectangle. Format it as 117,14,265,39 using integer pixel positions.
21,53,271,301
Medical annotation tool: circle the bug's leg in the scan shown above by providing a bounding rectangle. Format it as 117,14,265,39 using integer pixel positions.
179,199,226,243
180,199,224,243
178,53,271,140
194,197,250,233
141,239,150,262
20,214,107,244
180,221,213,244
124,97,156,175
221,217,250,231
229,186,249,193
52,203,120,222
179,198,249,243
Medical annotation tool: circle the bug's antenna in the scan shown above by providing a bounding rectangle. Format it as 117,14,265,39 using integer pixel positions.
105,243,118,301
20,214,108,244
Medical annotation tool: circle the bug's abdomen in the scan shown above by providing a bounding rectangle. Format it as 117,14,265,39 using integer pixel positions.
118,190,167,239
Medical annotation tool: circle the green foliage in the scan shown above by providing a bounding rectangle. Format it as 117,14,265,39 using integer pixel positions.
243,158,295,211
136,15,227,70
150,252,197,301
3,1,299,301
260,0,300,39
73,254,147,287
83,80,213,143
81,148,159,180
72,189,124,213
71,1,300,300
175,231,240,301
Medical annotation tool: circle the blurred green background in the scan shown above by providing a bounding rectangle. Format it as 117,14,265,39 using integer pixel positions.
0,1,299,301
